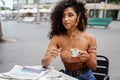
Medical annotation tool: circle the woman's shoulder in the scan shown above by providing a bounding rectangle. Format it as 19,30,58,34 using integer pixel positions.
51,35,64,41
83,32,96,41
84,32,95,38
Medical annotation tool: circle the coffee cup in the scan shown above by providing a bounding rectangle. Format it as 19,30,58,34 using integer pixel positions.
70,48,80,57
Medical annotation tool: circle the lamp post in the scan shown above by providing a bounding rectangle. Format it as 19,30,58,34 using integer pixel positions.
94,0,96,17
104,0,108,18
17,0,20,22
36,0,40,24
0,0,5,40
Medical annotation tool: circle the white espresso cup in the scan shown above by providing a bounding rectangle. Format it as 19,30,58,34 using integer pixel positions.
70,48,80,57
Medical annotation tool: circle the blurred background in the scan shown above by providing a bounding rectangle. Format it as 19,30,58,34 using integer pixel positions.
0,0,120,22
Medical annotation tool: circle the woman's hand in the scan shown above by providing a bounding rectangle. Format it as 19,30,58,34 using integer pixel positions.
78,50,97,70
78,51,90,63
48,48,61,58
41,48,62,67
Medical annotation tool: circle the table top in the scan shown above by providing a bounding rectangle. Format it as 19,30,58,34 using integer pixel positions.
39,69,78,80
0,69,78,80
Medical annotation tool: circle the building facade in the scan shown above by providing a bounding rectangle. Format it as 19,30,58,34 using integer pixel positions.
13,0,120,20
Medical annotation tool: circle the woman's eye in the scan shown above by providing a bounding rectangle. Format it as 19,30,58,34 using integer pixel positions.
68,13,73,17
62,13,74,18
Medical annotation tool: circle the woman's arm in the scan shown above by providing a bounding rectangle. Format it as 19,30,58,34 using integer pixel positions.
86,34,97,71
79,34,97,71
85,52,97,71
41,37,60,67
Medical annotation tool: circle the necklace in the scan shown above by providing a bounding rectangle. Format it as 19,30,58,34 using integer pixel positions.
71,32,79,40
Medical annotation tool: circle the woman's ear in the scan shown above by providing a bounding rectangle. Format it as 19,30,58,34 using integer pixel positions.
77,14,80,23
75,14,80,27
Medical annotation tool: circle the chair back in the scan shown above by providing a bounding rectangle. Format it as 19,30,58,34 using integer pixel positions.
93,55,109,80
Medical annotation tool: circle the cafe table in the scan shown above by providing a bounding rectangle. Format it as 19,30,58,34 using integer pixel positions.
0,65,78,80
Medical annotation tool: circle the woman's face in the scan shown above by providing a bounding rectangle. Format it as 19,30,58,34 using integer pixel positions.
62,7,78,30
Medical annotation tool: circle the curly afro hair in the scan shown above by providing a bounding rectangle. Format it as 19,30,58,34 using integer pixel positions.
49,0,88,39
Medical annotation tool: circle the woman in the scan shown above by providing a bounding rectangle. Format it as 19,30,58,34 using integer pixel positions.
41,0,97,80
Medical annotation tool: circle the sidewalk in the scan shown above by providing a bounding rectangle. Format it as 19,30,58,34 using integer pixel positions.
0,21,120,80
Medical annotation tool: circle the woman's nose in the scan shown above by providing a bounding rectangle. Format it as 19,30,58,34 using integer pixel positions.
64,16,69,21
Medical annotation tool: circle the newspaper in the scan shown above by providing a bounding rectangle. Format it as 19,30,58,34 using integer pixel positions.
0,65,53,80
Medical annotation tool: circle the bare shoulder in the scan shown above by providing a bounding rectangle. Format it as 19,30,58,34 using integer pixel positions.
49,35,63,45
83,32,97,44
47,35,61,49
84,32,96,39
51,35,62,41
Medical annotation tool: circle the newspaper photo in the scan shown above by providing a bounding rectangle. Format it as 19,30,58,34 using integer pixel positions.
1,65,53,80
